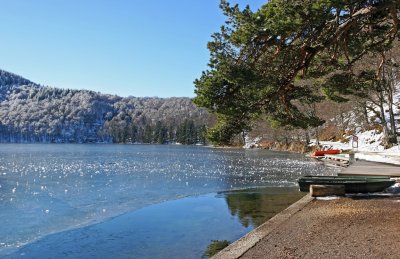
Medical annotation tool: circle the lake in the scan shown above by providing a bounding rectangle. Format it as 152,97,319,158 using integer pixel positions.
0,144,337,258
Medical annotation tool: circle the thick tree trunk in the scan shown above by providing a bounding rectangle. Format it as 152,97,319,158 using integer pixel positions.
382,62,397,144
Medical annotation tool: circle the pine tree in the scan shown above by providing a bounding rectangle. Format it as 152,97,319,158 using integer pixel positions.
143,124,153,143
197,125,207,145
195,0,400,145
153,121,168,144
130,124,138,143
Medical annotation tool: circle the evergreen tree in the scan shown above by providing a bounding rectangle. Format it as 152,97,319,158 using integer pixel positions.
186,120,197,145
153,121,168,144
168,125,175,143
175,119,201,145
176,121,186,144
195,0,400,145
130,124,138,143
197,125,207,145
143,124,153,143
136,126,145,143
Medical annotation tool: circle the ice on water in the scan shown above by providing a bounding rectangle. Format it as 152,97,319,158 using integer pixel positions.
0,144,336,255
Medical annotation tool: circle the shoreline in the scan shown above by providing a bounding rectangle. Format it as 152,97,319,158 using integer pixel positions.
213,160,400,258
212,194,312,259
3,187,303,258
239,195,400,258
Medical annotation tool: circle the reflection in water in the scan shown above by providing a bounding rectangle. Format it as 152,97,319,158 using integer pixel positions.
203,240,230,258
221,187,304,228
0,144,336,257
7,187,305,259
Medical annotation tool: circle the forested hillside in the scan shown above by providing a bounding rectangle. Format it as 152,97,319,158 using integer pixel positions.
0,69,209,144
0,70,39,101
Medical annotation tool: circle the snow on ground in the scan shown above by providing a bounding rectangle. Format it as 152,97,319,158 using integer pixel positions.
355,152,400,165
244,129,400,165
243,136,261,149
317,130,400,165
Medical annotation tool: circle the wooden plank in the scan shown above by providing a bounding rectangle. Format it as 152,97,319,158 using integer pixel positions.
323,159,349,168
310,185,346,197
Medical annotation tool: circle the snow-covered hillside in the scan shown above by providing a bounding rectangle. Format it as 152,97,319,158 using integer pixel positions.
0,69,209,143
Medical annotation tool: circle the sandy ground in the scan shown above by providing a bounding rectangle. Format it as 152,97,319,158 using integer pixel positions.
240,196,400,259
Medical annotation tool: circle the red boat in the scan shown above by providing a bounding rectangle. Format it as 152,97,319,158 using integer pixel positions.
311,149,341,157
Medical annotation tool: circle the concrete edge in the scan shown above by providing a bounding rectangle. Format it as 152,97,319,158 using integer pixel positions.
211,194,314,259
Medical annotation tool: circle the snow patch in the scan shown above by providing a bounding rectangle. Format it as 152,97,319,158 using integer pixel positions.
314,129,400,165
316,196,340,200
243,136,261,149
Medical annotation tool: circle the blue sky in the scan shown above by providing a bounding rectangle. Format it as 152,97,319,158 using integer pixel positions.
0,0,265,97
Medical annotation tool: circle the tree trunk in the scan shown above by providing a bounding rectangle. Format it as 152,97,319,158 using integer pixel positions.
315,126,320,147
304,130,310,146
377,83,390,145
361,101,369,126
387,76,397,140
304,129,310,152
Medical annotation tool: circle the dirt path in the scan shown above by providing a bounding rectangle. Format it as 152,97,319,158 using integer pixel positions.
240,196,400,259
213,160,400,259
339,160,400,177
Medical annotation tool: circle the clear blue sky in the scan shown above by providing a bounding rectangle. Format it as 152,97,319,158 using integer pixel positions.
0,0,265,97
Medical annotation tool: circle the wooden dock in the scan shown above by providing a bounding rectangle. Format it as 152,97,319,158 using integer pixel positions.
313,154,351,168
322,154,350,167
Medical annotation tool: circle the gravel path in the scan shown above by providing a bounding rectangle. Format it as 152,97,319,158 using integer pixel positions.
240,196,400,259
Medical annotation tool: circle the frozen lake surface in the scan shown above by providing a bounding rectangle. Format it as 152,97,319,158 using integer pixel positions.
0,144,337,257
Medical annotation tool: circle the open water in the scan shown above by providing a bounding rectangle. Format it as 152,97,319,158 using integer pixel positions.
0,144,337,258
